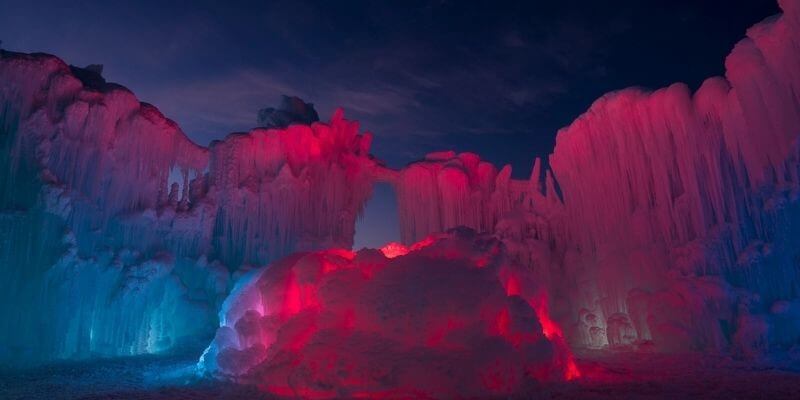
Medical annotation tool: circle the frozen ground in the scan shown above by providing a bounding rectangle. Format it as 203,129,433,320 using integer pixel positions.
0,348,271,400
2,349,799,399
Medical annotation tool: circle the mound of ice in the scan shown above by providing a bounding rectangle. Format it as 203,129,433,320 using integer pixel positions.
200,229,578,398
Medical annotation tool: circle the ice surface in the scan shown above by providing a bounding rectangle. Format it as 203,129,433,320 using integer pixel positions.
0,52,379,365
545,2,800,352
208,109,376,267
385,2,800,355
393,152,514,244
200,229,578,398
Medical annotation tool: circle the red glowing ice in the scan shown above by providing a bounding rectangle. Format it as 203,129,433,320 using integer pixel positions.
201,231,580,397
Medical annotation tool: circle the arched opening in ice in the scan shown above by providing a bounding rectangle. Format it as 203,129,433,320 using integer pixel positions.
353,182,400,249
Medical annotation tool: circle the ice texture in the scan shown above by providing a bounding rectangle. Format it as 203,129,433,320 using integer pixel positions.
387,2,800,354
544,1,800,353
200,229,578,398
0,52,378,365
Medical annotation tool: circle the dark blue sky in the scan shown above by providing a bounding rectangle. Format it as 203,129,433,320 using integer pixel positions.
0,0,781,248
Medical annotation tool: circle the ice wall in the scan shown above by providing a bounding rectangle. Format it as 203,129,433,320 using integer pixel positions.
393,151,515,244
547,0,800,352
0,52,378,366
388,1,800,354
208,109,376,267
0,54,219,365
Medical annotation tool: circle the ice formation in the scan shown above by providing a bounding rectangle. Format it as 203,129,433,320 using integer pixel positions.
1,0,800,384
385,0,800,355
546,1,800,352
0,54,378,365
200,230,578,398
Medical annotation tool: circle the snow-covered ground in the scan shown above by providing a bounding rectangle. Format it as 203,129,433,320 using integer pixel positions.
2,349,798,399
566,349,800,400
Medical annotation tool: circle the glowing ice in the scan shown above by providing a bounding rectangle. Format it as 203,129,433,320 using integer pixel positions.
0,55,378,365
200,230,578,398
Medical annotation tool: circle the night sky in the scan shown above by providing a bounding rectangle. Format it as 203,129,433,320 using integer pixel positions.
0,0,781,248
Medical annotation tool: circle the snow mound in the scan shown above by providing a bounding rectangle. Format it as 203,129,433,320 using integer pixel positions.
200,229,578,398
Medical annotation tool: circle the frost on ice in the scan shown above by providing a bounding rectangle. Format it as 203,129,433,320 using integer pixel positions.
2,0,800,382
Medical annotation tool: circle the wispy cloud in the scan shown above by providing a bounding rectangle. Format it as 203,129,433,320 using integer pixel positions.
140,69,306,133
133,66,427,146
